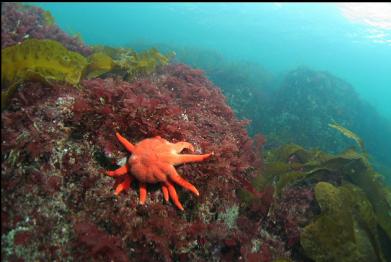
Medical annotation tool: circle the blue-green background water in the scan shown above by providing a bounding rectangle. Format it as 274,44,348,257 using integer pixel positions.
32,3,391,119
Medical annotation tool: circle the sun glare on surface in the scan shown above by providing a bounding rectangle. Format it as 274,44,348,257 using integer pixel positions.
338,3,391,29
338,3,391,45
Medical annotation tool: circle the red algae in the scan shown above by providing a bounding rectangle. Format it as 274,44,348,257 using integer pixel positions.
1,3,92,55
1,63,265,260
74,221,129,262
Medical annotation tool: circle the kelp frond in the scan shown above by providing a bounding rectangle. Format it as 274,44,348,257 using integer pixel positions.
329,122,365,152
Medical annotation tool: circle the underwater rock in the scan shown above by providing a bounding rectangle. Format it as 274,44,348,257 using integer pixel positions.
1,63,265,261
1,2,92,55
74,221,129,262
169,45,273,134
132,43,274,135
261,67,391,170
131,45,391,177
263,67,362,152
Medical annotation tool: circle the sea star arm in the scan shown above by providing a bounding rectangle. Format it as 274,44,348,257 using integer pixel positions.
161,185,169,202
171,152,213,165
139,183,147,204
162,164,199,196
115,175,132,195
172,142,194,153
115,132,135,153
166,181,184,211
107,165,128,177
152,167,167,181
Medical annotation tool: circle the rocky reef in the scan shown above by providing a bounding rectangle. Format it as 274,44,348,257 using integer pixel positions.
161,46,391,174
2,3,390,262
1,63,265,261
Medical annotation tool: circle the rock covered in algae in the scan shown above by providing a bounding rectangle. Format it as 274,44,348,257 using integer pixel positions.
301,182,385,262
1,3,92,55
1,64,265,261
91,45,174,80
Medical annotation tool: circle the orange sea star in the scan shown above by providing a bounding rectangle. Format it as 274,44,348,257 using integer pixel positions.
106,132,213,210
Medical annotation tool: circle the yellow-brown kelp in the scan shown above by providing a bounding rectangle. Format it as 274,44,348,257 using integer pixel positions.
1,39,88,110
301,181,385,261
85,52,114,79
328,122,365,152
90,45,174,80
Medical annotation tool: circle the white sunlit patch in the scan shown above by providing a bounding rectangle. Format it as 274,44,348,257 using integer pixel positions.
272,3,284,8
366,29,386,39
338,3,391,29
372,39,391,45
337,3,391,45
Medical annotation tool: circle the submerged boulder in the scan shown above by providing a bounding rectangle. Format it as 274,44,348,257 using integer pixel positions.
1,63,264,261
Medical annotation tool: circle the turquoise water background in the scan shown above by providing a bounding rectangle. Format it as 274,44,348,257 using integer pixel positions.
33,3,391,120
